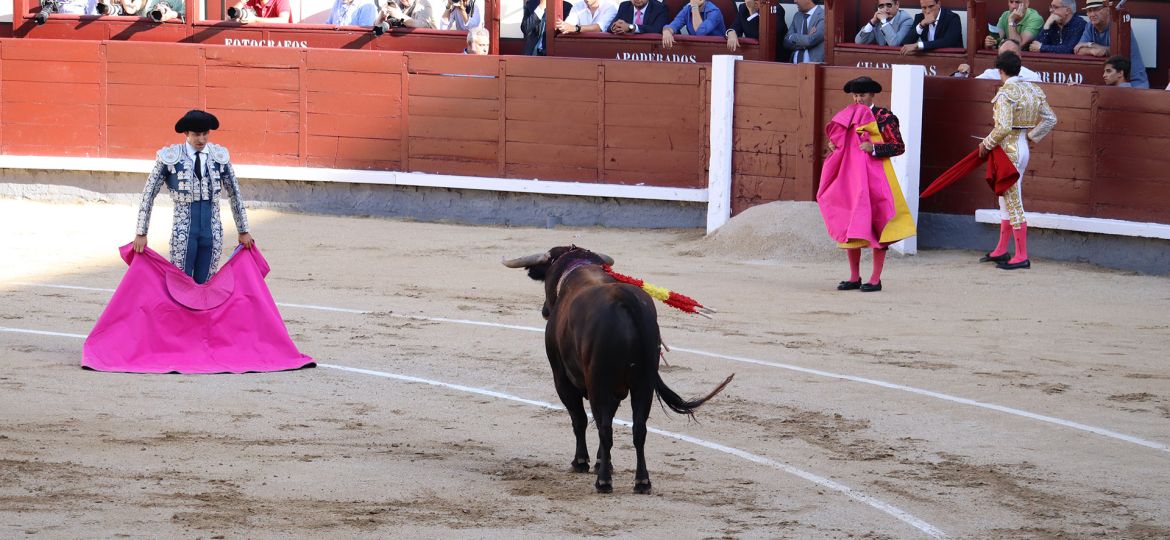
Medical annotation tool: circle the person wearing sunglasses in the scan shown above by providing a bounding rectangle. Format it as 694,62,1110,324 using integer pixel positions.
855,0,912,47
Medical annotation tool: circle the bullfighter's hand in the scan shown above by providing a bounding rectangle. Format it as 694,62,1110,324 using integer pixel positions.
859,140,874,153
826,141,836,153
978,144,990,158
239,232,255,249
132,234,148,253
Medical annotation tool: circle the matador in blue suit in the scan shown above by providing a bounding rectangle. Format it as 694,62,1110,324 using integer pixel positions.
132,110,254,284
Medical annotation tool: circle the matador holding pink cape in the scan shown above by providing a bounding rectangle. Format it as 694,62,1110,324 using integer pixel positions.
83,110,313,374
817,76,916,293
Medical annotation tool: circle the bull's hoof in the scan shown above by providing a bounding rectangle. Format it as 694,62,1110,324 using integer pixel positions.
570,458,590,473
595,480,613,493
634,479,652,494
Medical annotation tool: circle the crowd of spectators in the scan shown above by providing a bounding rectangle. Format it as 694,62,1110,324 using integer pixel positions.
44,0,1162,89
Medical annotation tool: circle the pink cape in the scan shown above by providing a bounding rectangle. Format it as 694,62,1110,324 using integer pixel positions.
816,104,896,246
82,244,315,374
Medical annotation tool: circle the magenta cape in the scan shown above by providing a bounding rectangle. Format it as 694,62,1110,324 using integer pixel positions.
82,244,315,374
816,104,897,247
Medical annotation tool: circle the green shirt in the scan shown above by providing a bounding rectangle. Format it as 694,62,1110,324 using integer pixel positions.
995,8,1043,44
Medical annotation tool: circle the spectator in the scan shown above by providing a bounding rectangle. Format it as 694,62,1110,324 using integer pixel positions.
900,0,962,54
442,0,484,30
854,0,912,47
556,0,617,35
57,0,97,14
955,39,1042,81
784,0,823,62
610,0,667,35
145,0,184,20
230,0,291,22
465,27,490,54
725,0,788,55
1102,55,1131,87
327,0,377,26
986,0,1043,49
661,0,725,49
1028,0,1086,54
1074,0,1148,88
377,0,434,28
522,0,572,55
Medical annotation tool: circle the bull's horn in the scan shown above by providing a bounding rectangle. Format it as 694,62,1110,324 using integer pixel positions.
501,252,550,268
592,251,614,265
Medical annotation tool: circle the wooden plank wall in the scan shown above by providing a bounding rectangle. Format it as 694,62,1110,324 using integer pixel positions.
0,38,708,190
917,77,1170,224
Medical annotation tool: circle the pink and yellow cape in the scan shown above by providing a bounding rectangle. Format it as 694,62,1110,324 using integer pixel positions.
816,103,916,249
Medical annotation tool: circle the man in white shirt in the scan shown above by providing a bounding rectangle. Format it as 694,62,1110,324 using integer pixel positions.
556,0,617,34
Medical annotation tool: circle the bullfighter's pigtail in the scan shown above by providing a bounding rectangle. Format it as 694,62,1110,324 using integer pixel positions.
602,265,715,319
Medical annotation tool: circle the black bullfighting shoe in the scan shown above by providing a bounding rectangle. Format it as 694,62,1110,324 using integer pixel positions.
860,281,882,292
996,259,1031,270
979,252,1012,263
837,279,862,290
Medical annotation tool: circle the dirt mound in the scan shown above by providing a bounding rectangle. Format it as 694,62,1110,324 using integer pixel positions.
688,201,840,263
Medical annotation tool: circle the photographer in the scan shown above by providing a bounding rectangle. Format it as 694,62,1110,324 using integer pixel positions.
55,0,98,14
327,0,377,26
441,0,482,30
144,0,183,21
376,0,435,29
228,0,291,23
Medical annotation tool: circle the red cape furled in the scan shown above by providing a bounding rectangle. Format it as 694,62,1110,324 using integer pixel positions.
82,244,314,374
816,104,897,246
920,146,1019,198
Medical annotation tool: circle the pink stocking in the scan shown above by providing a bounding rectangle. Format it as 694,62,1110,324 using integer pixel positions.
869,248,886,285
847,248,861,282
990,220,1011,257
1009,223,1029,264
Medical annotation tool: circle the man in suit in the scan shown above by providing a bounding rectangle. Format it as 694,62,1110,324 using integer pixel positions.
725,0,789,56
522,0,572,55
899,0,962,54
609,0,667,34
784,0,824,63
855,0,913,46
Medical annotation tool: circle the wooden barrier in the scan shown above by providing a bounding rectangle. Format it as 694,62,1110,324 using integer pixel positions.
0,37,707,189
917,75,1170,224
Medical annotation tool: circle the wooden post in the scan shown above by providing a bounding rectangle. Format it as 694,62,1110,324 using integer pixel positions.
489,0,501,54
1110,3,1131,60
967,0,981,70
796,62,822,200
824,0,837,65
546,0,562,57
758,0,779,63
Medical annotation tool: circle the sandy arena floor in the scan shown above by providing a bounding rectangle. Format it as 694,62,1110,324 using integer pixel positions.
1,198,1168,539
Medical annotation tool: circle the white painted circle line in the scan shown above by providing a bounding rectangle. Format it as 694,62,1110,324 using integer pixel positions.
8,281,1169,453
0,324,949,538
319,362,948,539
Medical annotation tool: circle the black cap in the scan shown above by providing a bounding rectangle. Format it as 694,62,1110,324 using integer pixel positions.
174,109,220,133
843,76,882,94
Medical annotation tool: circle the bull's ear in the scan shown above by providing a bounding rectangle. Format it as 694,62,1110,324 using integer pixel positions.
526,265,549,282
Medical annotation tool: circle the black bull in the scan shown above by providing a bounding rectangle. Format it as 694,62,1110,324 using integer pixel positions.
504,246,733,494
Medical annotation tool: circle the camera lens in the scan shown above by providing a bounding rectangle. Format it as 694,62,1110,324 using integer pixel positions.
96,2,109,14
227,6,239,18
149,8,163,20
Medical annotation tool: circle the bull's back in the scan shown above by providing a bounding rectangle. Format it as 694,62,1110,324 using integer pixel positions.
553,283,659,397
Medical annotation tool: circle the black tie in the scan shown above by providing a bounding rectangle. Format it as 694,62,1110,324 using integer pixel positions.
194,151,203,180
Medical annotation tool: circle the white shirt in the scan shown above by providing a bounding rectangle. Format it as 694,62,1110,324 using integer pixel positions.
630,4,646,31
915,12,937,48
565,0,617,31
185,143,208,178
975,66,1042,83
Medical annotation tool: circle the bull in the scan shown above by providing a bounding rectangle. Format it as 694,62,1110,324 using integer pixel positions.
503,245,733,494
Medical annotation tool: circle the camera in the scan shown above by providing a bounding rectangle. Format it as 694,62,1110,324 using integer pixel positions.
372,15,404,35
227,5,253,22
95,1,118,14
149,3,173,21
34,0,60,24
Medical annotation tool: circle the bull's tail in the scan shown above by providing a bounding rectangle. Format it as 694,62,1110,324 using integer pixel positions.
654,373,734,418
